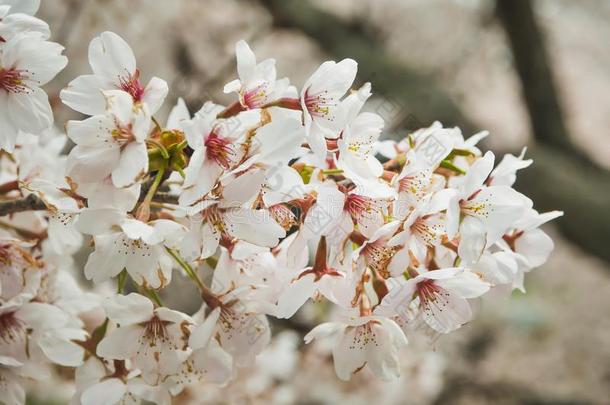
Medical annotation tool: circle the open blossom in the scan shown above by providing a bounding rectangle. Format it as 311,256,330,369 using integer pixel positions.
497,208,563,291
179,103,262,206
66,90,151,188
97,293,192,385
0,32,67,152
378,267,490,334
198,285,272,368
334,83,386,183
75,357,173,405
223,40,292,110
76,208,186,288
446,151,532,264
61,31,168,116
0,0,49,42
301,58,358,157
305,314,408,381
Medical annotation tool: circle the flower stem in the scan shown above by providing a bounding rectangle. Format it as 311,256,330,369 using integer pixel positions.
322,168,344,175
166,247,220,307
145,139,169,159
136,168,165,221
144,287,163,307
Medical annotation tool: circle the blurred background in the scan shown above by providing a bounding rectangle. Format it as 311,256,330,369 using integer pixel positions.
35,0,610,403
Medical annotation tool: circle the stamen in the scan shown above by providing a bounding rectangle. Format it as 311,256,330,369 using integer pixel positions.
0,68,31,94
303,88,336,119
242,81,271,109
0,312,26,344
205,132,234,169
118,69,145,102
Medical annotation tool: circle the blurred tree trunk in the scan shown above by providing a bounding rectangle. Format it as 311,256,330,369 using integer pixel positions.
257,0,476,134
495,0,573,152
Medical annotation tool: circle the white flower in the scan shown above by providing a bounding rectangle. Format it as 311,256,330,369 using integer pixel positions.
301,58,357,157
223,40,290,109
61,31,168,116
0,32,67,152
390,189,454,265
202,280,272,368
67,90,151,188
171,307,233,390
304,314,408,381
179,104,260,206
181,171,285,261
497,209,563,291
76,208,186,288
377,267,490,334
97,293,192,386
0,300,87,369
76,357,172,405
274,237,348,318
335,83,385,182
0,0,48,43
446,151,532,264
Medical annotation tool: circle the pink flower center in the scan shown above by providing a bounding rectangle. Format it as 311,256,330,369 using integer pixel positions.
0,311,26,344
416,279,444,305
118,69,145,102
205,132,234,169
242,81,271,109
270,204,297,230
344,193,373,218
0,68,29,94
143,315,169,341
362,240,397,277
303,88,335,119
411,216,440,246
398,171,429,199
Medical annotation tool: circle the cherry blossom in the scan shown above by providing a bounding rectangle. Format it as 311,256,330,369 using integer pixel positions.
304,314,408,381
378,267,490,334
0,32,67,152
66,90,151,188
60,31,168,116
0,14,563,401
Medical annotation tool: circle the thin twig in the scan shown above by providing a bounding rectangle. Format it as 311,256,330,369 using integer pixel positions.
0,194,47,217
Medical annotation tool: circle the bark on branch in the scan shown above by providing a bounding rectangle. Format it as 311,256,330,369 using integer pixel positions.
0,192,179,218
0,194,47,217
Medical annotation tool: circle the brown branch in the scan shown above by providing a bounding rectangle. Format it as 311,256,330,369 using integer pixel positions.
0,194,47,217
0,192,179,218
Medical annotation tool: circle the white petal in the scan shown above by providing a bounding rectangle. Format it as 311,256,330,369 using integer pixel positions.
189,307,221,350
7,88,53,133
89,31,136,80
76,208,124,235
97,324,143,360
81,378,127,405
111,142,148,187
104,293,154,325
142,77,168,114
435,270,490,298
422,289,472,334
61,74,112,115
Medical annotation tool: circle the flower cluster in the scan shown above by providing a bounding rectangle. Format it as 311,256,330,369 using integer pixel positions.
0,4,562,403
